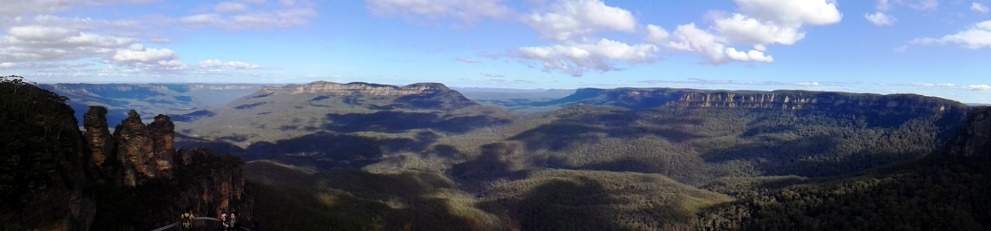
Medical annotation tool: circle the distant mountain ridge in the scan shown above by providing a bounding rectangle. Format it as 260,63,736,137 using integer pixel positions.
246,81,478,110
41,83,267,126
541,87,966,112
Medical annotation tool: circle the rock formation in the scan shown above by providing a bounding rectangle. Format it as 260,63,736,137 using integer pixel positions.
558,88,966,114
113,110,155,186
2,79,252,230
950,107,991,157
149,114,176,176
83,106,115,178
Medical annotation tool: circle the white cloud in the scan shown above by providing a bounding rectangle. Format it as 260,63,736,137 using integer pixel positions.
645,24,669,44
668,24,729,63
865,11,896,27
715,13,805,45
968,84,991,91
215,1,249,13
973,2,990,14
112,44,175,63
733,0,843,27
0,25,135,62
911,20,991,49
199,59,260,71
0,0,157,25
181,0,317,29
0,62,14,68
907,0,939,11
664,0,841,64
668,24,774,64
524,0,637,41
366,0,511,24
726,47,774,62
518,38,657,76
111,44,184,70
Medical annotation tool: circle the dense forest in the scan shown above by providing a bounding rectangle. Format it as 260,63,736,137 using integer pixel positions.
5,76,990,230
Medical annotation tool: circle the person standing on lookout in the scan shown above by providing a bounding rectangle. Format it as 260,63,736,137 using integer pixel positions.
220,211,229,230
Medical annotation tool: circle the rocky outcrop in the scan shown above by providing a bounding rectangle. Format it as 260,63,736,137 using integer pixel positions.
149,115,176,176
271,81,452,96
113,110,156,186
83,106,115,178
1,77,93,230
554,88,967,114
171,149,251,221
2,78,252,230
242,81,478,110
949,107,991,157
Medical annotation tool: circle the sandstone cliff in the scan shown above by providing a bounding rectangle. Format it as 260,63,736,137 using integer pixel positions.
949,107,991,157
83,106,115,179
1,77,251,230
556,88,966,114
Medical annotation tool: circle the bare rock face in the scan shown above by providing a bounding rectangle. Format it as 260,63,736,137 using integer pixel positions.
83,106,115,177
113,110,155,186
148,114,175,176
950,107,991,157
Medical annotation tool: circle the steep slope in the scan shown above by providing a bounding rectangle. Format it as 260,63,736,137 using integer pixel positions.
695,107,991,231
0,77,90,230
505,87,968,184
0,77,252,230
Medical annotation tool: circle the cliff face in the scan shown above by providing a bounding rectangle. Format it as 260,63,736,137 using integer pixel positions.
949,107,991,157
270,81,452,96
560,88,966,114
246,81,478,110
149,115,176,175
113,110,157,186
1,78,92,230
0,78,250,230
83,106,115,179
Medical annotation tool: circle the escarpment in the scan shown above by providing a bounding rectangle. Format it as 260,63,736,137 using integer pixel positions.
559,88,967,114
242,81,478,110
949,107,991,157
1,78,251,230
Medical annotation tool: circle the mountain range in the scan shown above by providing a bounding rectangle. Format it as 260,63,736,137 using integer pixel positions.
3,78,990,230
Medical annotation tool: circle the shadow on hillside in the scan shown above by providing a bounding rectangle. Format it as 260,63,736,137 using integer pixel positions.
179,131,439,170
248,168,498,231
511,122,704,151
449,143,527,187
325,111,509,134
478,177,628,231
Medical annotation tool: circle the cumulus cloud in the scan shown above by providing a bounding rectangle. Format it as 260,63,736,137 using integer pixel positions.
666,0,840,64
974,2,990,14
518,39,658,76
667,24,773,63
524,0,637,41
733,0,842,27
865,11,896,27
0,25,134,63
181,0,317,29
645,24,669,44
199,59,260,71
112,44,184,71
714,14,805,45
366,0,512,24
911,20,991,49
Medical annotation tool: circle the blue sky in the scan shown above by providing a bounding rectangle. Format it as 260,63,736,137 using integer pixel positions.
1,0,990,103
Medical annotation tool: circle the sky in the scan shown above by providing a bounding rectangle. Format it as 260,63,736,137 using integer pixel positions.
0,0,990,103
